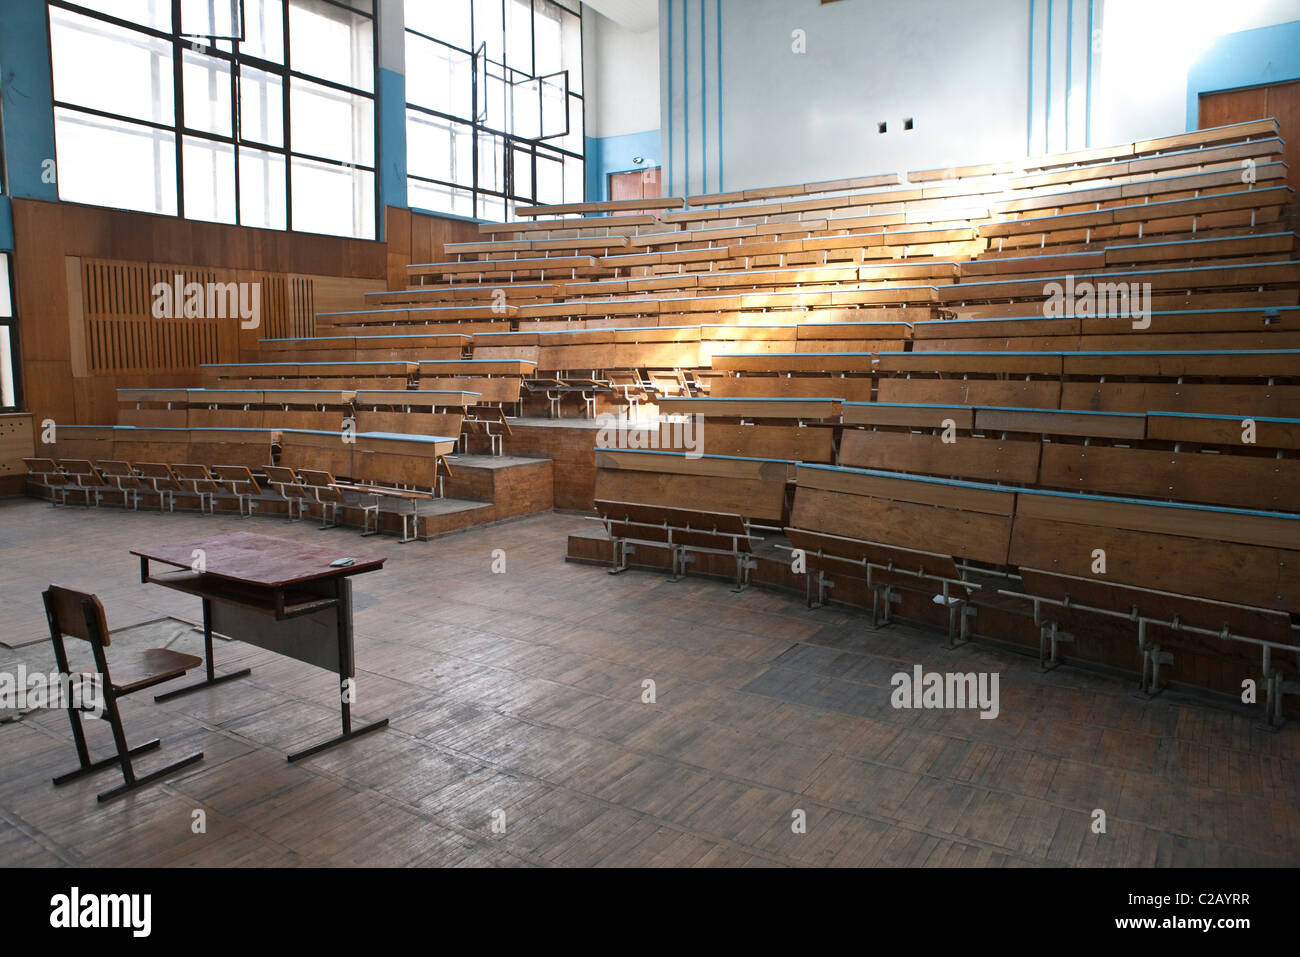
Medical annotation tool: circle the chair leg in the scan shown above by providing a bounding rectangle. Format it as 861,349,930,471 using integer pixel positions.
97,751,204,803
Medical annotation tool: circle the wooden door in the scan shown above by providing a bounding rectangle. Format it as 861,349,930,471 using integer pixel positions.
609,167,663,214
1199,79,1300,191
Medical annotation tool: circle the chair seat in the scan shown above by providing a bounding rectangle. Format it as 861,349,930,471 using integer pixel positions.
87,648,203,695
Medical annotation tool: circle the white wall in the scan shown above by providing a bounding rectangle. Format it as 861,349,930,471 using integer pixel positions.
583,5,661,138
662,0,1030,195
1091,0,1300,146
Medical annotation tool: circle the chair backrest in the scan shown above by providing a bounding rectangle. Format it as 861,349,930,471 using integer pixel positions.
43,585,111,647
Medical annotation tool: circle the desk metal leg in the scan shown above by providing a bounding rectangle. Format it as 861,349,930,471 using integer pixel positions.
287,579,388,762
155,597,252,701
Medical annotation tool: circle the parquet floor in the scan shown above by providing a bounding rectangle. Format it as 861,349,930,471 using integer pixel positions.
1,497,1298,867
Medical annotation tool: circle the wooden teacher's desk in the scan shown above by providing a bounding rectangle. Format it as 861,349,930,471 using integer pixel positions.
131,532,388,761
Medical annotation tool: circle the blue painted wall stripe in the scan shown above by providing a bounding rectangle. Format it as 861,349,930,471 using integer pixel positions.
1065,0,1072,149
700,0,706,195
1026,0,1035,155
666,0,674,196
716,0,722,192
1085,0,1093,147
682,0,689,196
1045,0,1052,154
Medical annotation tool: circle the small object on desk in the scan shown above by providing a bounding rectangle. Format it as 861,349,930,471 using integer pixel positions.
330,557,356,567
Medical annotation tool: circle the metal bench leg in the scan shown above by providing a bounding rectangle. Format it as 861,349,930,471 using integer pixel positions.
360,503,379,537
608,538,632,574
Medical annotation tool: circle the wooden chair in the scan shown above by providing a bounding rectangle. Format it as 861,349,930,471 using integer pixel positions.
96,460,145,510
262,465,311,519
134,462,183,512
43,585,204,803
171,463,223,515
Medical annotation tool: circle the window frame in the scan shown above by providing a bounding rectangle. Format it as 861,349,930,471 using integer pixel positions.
404,0,584,222
46,0,380,239
0,253,22,414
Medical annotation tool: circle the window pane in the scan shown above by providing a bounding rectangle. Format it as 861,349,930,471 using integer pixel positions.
563,153,583,203
183,137,236,222
182,50,233,135
291,156,374,238
473,0,503,62
505,0,532,73
75,0,172,31
534,1,561,77
406,0,471,50
180,0,241,37
0,326,14,409
243,0,285,63
55,108,178,215
289,0,374,92
50,8,175,126
539,72,566,139
240,67,284,146
477,193,505,222
511,146,532,200
535,150,561,204
291,77,374,165
0,254,11,318
406,34,472,119
481,60,507,130
239,147,287,228
407,111,473,186
560,92,582,154
510,77,540,140
408,179,474,218
560,6,581,94
477,131,504,193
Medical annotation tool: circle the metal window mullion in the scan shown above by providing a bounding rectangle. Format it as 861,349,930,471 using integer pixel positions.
172,2,185,218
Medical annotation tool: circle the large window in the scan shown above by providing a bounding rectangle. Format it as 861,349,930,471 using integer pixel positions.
0,254,19,411
48,0,377,239
405,0,583,222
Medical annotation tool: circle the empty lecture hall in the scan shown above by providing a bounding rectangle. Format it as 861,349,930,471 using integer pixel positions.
0,0,1298,925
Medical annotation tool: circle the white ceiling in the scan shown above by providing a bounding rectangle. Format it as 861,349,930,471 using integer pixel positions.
583,0,659,33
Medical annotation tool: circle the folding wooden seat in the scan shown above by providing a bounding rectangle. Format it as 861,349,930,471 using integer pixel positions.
171,463,223,515
133,462,184,512
56,459,111,507
461,406,512,455
295,468,359,530
211,465,266,517
262,465,312,520
95,460,146,510
43,585,204,802
22,457,72,506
